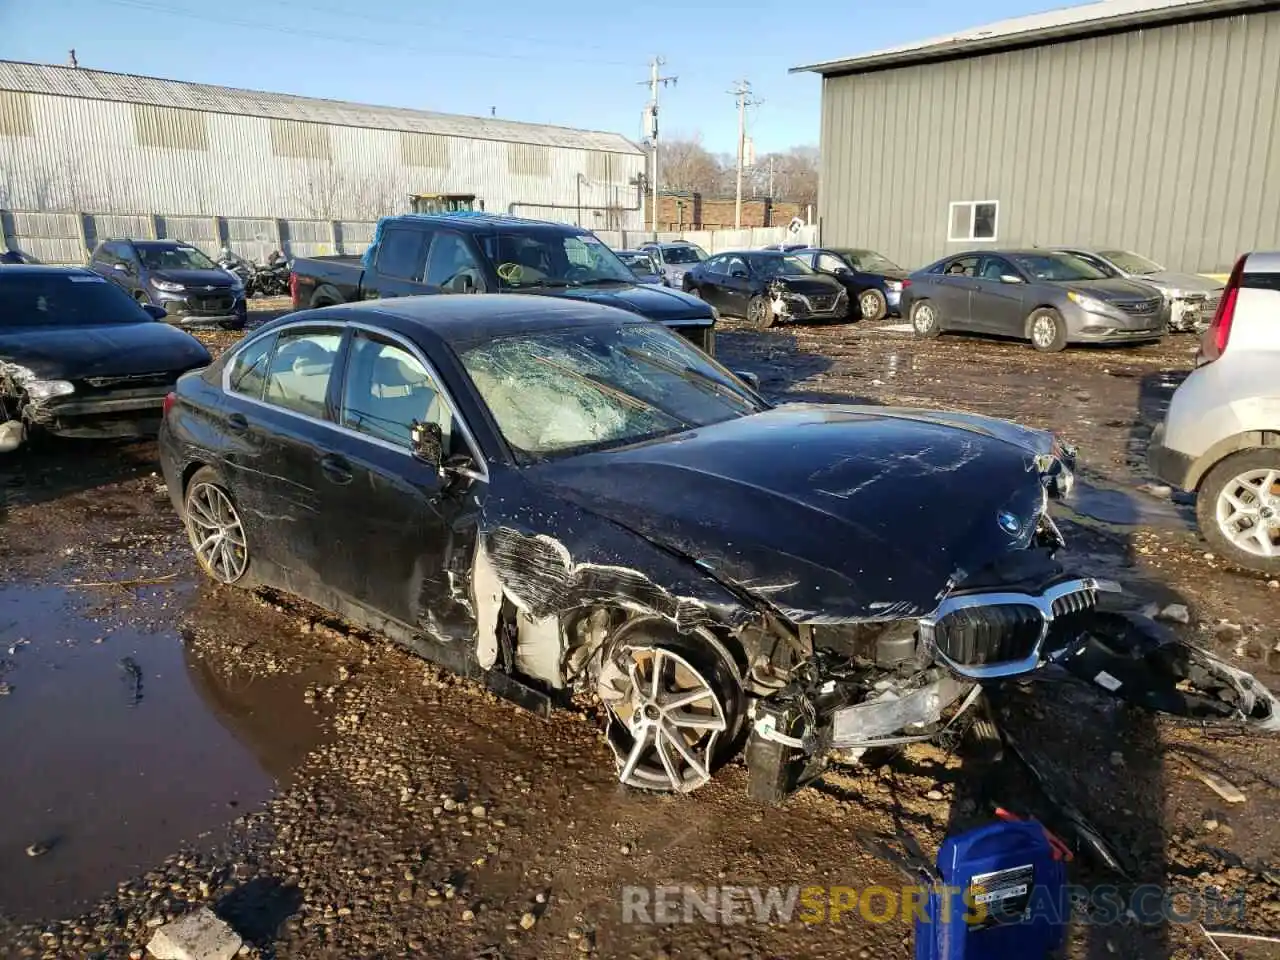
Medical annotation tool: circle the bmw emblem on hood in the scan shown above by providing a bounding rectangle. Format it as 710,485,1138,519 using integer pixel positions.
996,510,1022,536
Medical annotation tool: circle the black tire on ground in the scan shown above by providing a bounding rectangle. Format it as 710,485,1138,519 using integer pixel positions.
1195,449,1280,575
858,288,888,322
747,294,774,330
910,299,941,339
1026,307,1068,352
219,318,247,331
183,466,256,588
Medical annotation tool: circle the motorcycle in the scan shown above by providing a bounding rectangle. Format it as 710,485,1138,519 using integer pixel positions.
251,250,292,297
216,247,256,296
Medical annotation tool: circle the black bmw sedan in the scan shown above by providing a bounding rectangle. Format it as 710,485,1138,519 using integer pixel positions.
683,250,848,328
1,266,211,449
158,296,1280,799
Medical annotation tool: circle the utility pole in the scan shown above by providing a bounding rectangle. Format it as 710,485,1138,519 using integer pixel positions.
729,80,762,230
639,58,677,238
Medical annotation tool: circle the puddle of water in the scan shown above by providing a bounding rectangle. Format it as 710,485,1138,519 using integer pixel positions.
1063,480,1194,531
0,583,325,921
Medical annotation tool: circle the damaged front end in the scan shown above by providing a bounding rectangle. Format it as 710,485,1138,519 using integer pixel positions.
767,279,849,323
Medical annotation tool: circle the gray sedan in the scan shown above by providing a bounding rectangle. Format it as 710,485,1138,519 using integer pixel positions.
1050,247,1224,332
900,250,1166,352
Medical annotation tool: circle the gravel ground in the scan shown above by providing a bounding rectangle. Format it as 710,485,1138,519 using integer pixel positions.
1,306,1278,959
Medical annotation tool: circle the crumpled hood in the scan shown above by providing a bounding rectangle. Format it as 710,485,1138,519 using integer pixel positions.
0,322,212,380
773,276,844,298
527,404,1064,623
149,268,238,289
1139,271,1224,295
527,282,713,326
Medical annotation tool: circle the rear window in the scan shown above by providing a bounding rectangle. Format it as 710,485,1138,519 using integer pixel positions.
0,272,151,326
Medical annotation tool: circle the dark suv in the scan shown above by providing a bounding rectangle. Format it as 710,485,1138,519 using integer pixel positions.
89,239,248,330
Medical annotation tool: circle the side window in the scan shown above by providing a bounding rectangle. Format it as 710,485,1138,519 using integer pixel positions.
817,253,846,273
423,233,485,293
376,228,429,281
111,242,136,266
978,256,1014,281
340,335,456,450
263,329,343,419
227,334,275,400
703,255,725,275
943,256,980,278
725,256,748,276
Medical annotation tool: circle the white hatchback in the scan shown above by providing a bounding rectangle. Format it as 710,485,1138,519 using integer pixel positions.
1147,251,1280,573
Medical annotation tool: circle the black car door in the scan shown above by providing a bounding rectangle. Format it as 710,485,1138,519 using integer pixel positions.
217,323,348,582
364,227,433,299
694,256,728,309
315,326,480,634
721,255,754,315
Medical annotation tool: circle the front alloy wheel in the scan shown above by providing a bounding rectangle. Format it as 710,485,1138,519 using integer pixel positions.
1212,467,1280,562
185,474,249,584
859,289,887,322
599,639,737,793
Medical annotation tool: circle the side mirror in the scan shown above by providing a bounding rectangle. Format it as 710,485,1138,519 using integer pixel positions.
112,262,130,273
142,304,167,320
410,420,444,468
999,274,1025,284
733,370,761,391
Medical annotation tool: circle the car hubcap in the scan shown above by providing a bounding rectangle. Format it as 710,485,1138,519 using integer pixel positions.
1216,469,1280,558
599,645,728,793
750,300,765,324
1033,316,1056,347
913,305,934,332
185,482,248,582
861,292,881,318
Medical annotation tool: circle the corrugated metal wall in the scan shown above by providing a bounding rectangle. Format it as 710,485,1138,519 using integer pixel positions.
0,92,646,230
817,10,1280,273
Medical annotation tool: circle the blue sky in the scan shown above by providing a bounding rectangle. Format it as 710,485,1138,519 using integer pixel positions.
4,0,1076,153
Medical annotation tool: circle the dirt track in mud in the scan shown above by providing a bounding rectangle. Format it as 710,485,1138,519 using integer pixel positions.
1,305,1279,959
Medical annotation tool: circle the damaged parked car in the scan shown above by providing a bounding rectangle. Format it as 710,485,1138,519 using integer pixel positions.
158,297,1280,800
1,266,212,452
683,250,848,328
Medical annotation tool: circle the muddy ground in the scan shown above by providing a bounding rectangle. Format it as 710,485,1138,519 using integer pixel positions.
1,304,1278,959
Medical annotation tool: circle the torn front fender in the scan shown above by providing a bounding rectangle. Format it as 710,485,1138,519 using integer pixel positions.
1049,611,1280,729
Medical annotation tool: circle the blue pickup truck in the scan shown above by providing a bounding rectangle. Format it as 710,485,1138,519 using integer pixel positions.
289,213,719,355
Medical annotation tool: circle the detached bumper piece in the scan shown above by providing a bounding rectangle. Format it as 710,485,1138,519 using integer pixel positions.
769,285,849,322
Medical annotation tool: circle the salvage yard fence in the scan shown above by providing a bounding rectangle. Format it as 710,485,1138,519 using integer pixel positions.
1,208,817,265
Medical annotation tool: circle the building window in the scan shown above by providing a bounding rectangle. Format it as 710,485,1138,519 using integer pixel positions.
948,201,998,242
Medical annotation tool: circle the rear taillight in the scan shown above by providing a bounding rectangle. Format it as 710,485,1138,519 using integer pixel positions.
288,271,299,308
163,392,177,417
902,278,912,289
1201,255,1245,364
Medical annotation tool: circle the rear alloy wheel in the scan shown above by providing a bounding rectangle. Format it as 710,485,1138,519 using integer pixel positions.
184,467,251,585
1197,451,1280,574
859,289,888,322
598,625,743,793
910,300,941,338
747,294,775,330
1028,308,1068,352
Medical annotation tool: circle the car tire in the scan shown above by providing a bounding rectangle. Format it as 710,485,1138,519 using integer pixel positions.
1196,450,1280,574
1027,308,1068,352
184,466,255,587
219,318,246,331
598,618,746,794
747,294,774,330
910,299,941,339
859,288,888,322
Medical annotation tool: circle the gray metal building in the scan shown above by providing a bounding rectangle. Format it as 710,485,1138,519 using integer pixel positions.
793,0,1280,273
0,60,646,231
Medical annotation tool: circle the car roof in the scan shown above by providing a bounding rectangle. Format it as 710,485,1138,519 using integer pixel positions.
378,212,591,235
294,294,648,344
0,264,98,276
1244,251,1280,273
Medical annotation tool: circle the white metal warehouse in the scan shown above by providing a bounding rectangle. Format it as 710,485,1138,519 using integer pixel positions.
0,60,647,260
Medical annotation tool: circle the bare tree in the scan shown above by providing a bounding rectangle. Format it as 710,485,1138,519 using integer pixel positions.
750,146,819,208
658,135,727,196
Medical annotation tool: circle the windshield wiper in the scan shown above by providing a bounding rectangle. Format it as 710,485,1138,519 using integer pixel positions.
506,279,571,289
620,347,759,407
565,277,631,287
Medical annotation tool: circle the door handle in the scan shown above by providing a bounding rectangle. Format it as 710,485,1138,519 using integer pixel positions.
319,454,353,485
226,413,249,433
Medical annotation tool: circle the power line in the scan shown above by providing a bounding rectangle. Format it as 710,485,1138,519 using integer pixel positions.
89,0,636,68
729,79,763,229
638,57,676,238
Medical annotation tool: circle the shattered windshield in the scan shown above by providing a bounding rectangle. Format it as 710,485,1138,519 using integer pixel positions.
458,323,766,460
135,244,217,271
478,230,637,289
659,245,707,264
747,253,815,278
1099,249,1164,275
0,273,149,326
